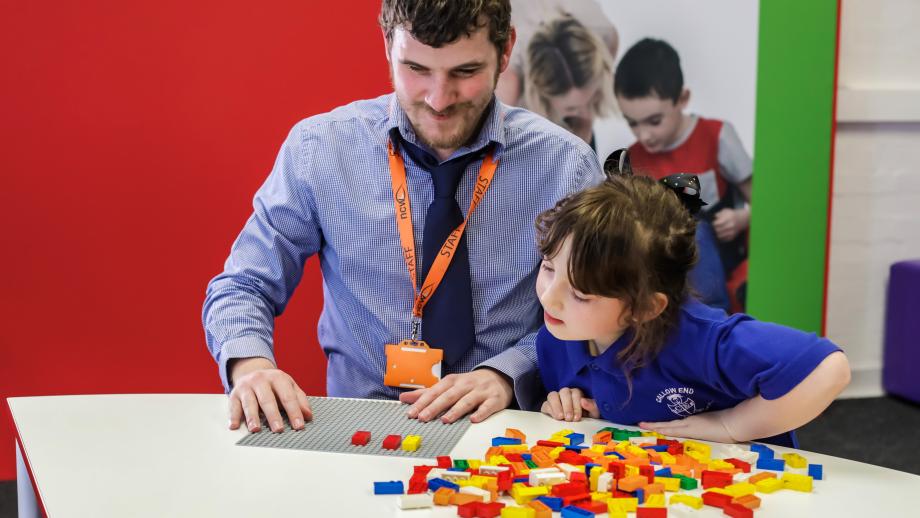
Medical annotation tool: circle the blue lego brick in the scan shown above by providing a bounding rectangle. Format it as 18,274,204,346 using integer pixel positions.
643,444,669,452
604,451,625,459
750,443,775,459
654,467,672,477
373,480,404,495
584,462,600,476
521,453,532,461
561,505,594,518
635,488,645,504
513,476,529,484
492,436,523,446
808,464,823,480
536,496,563,512
566,433,585,446
427,478,459,492
756,458,786,471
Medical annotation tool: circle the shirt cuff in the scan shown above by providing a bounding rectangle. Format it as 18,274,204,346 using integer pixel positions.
476,346,542,412
218,336,277,394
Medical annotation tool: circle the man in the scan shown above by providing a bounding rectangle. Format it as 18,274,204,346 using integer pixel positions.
203,0,602,434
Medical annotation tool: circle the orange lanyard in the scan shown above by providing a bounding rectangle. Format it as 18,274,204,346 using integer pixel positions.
387,140,498,336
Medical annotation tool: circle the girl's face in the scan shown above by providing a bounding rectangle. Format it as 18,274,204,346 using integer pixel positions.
546,79,601,144
535,236,631,351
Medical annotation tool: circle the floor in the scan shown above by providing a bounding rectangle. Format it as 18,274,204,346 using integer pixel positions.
1,396,918,517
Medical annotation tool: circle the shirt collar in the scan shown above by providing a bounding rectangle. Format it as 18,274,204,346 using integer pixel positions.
564,332,634,377
386,94,506,161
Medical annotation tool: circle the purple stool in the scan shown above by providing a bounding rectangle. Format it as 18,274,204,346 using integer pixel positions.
883,259,920,403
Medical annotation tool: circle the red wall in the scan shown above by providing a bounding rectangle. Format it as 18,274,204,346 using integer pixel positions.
0,1,389,480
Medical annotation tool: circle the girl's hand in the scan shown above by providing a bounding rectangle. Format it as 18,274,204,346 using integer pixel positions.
638,410,736,443
541,387,600,422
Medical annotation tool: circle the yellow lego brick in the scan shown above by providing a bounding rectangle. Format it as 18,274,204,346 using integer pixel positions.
549,447,565,459
659,451,676,465
401,434,422,451
625,465,640,476
724,482,757,497
708,459,735,471
655,476,680,492
510,483,549,504
489,455,511,465
627,445,650,458
469,476,492,488
706,487,732,496
755,477,785,493
589,444,606,454
468,460,481,470
608,497,639,513
549,435,571,446
683,440,712,460
782,452,808,469
590,491,611,502
645,494,666,507
554,428,575,437
782,473,814,492
608,508,627,518
502,444,528,454
669,494,703,509
500,506,536,518
641,430,665,438
686,450,708,463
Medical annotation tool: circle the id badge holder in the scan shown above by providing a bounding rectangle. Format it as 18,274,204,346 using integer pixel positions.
383,339,443,389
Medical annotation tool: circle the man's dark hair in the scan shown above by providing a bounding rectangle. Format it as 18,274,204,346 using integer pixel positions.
379,0,512,57
614,38,684,103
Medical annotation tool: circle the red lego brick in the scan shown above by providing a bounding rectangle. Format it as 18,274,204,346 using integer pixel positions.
408,473,428,494
552,481,589,497
636,508,668,518
725,458,752,473
724,502,754,518
561,493,591,506
701,470,733,489
497,470,513,492
608,461,626,479
382,434,402,450
413,465,435,476
537,440,565,448
505,453,524,463
639,464,655,484
351,430,370,446
702,491,733,509
570,471,587,484
575,500,607,514
437,456,453,468
477,502,506,518
557,450,591,465
457,501,479,518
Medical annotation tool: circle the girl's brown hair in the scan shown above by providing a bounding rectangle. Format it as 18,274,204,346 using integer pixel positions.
535,175,697,374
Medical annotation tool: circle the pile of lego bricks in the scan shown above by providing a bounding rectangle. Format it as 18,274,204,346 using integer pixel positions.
373,426,824,517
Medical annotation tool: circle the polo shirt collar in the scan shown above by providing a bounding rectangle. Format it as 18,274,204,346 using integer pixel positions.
563,332,634,377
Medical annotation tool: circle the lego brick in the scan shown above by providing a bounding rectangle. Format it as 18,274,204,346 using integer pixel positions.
608,497,639,513
382,434,401,450
401,434,422,452
644,494,666,507
461,485,492,503
732,494,762,509
725,458,752,473
397,493,433,509
669,494,703,509
559,505,594,518
782,452,808,469
655,476,680,492
636,507,667,518
535,496,563,512
350,430,370,446
477,502,506,518
746,472,776,484
428,477,460,492
754,477,784,493
782,473,814,492
450,492,484,506
573,499,607,514
437,455,453,468
457,501,480,518
755,457,785,471
808,463,824,480
617,474,649,492
373,480,404,495
500,506,536,518
525,500,552,518
505,428,526,442
493,437,524,447
701,470,733,489
723,482,757,497
701,490,733,509
433,487,455,505
723,502,754,518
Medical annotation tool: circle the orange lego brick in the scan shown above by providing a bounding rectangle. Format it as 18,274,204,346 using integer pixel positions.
732,494,761,509
527,499,553,518
433,487,455,505
746,472,776,484
506,428,526,442
617,475,649,492
450,492,483,506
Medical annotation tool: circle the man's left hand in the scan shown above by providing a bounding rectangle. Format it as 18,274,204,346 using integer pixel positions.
399,369,513,424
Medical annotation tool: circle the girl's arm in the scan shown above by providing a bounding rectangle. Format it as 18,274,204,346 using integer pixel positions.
640,351,851,443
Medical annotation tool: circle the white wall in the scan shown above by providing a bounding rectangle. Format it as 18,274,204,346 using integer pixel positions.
828,0,920,398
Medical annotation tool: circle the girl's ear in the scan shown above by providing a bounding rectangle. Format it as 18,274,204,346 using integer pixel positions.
639,293,669,323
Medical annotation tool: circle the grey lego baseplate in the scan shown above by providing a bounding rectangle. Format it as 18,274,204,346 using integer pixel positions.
236,396,472,458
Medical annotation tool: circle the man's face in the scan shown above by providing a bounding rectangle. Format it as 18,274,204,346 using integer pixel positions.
387,24,512,159
616,90,689,154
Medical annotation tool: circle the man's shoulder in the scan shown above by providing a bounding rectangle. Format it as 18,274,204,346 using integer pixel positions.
288,93,392,137
500,103,596,159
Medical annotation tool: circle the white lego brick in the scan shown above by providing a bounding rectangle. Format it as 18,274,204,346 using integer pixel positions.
398,493,434,510
460,485,491,503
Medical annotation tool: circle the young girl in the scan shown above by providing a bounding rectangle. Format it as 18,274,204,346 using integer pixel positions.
533,163,850,447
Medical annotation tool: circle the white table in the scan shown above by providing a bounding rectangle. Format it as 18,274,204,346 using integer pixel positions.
9,394,920,517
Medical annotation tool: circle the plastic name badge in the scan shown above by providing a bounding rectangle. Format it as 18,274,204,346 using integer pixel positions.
384,339,443,389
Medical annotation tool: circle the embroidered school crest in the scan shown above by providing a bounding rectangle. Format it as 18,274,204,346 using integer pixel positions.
655,387,700,417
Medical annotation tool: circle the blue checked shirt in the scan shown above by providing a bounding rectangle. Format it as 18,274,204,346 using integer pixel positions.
203,93,602,410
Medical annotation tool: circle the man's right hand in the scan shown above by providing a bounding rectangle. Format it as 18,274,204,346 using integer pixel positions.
228,357,312,433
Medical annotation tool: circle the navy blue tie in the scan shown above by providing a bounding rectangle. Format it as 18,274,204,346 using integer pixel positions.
397,137,481,367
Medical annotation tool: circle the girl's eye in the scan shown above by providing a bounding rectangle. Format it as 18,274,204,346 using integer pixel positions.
540,261,554,272
572,291,590,303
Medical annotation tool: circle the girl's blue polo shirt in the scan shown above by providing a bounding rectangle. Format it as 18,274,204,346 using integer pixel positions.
536,300,842,447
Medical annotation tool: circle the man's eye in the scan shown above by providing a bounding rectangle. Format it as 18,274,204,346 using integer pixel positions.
453,68,477,77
